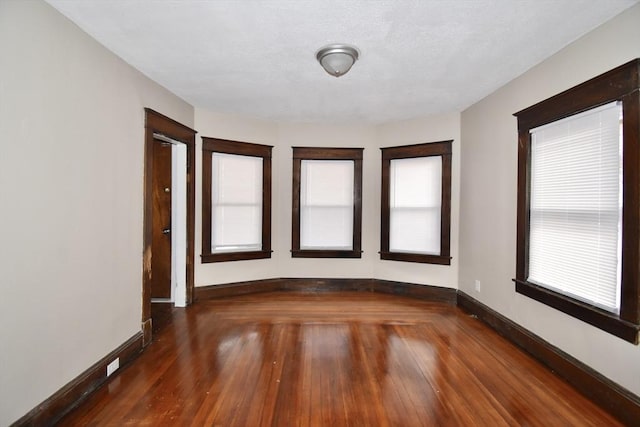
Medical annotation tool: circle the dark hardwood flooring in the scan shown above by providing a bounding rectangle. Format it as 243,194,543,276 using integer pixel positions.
60,292,622,426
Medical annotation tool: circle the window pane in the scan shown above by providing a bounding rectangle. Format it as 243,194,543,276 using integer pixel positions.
300,160,354,250
528,101,622,312
212,205,262,251
212,153,262,204
211,152,263,252
390,208,441,254
389,156,442,255
301,206,353,249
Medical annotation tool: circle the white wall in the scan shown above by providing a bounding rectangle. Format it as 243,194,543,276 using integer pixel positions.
459,3,640,396
0,1,194,425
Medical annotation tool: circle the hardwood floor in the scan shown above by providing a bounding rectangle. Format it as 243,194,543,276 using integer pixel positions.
60,292,622,426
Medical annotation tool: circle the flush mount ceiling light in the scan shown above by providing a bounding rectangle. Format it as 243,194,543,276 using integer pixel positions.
316,44,360,77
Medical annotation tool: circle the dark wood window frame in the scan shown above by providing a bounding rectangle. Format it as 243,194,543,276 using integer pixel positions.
201,137,272,263
514,59,640,344
380,141,453,265
291,147,363,258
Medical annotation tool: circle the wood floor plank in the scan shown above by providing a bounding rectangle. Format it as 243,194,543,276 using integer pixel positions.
59,291,623,426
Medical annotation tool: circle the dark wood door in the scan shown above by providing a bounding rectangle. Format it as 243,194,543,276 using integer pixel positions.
150,140,172,299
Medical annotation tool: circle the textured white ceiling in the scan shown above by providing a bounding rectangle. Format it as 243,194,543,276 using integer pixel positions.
46,0,637,124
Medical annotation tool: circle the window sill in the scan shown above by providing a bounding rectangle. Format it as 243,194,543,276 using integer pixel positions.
379,251,451,265
201,250,272,263
513,279,639,344
291,249,362,259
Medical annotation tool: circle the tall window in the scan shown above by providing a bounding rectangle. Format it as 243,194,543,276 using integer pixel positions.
292,147,363,258
202,137,272,262
514,59,640,343
380,141,452,265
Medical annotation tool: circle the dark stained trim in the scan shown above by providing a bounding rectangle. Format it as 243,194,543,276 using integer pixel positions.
195,278,457,305
379,251,452,265
291,147,364,259
292,147,364,160
380,140,453,265
201,137,273,263
372,279,456,304
514,59,640,130
143,109,197,345
457,291,640,427
11,332,143,427
514,279,639,344
194,278,282,300
622,86,640,325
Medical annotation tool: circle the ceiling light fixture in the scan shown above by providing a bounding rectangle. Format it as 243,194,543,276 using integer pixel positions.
316,44,359,78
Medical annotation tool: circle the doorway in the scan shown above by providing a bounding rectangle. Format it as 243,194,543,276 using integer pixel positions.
143,109,196,346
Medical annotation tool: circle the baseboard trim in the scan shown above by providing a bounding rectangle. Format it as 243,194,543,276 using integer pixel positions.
279,277,375,292
194,278,283,300
372,279,457,304
457,291,640,426
12,332,143,427
195,277,457,304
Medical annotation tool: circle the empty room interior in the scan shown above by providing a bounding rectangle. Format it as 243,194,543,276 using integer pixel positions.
2,0,640,425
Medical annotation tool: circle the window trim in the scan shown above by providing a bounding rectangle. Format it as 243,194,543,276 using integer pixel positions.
380,141,453,265
513,59,640,344
291,147,363,258
201,137,272,263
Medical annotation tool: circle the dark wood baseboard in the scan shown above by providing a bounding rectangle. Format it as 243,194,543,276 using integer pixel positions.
372,279,457,304
457,291,640,427
279,277,374,292
195,277,457,304
12,332,143,427
194,278,282,300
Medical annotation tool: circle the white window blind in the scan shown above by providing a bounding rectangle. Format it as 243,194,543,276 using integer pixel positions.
300,160,354,250
211,152,262,253
528,101,622,313
389,156,442,255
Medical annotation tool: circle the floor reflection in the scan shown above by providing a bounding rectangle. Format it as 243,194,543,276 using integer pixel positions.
60,292,623,426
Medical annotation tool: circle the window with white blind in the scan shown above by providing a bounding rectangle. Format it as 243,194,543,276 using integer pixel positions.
292,147,363,258
514,59,640,344
390,156,442,255
528,102,622,313
202,138,272,263
212,153,263,253
300,160,354,250
380,141,452,265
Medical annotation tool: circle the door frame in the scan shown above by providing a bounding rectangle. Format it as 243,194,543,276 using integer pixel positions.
143,108,196,346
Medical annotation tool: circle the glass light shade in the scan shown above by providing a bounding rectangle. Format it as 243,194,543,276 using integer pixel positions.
316,44,359,77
